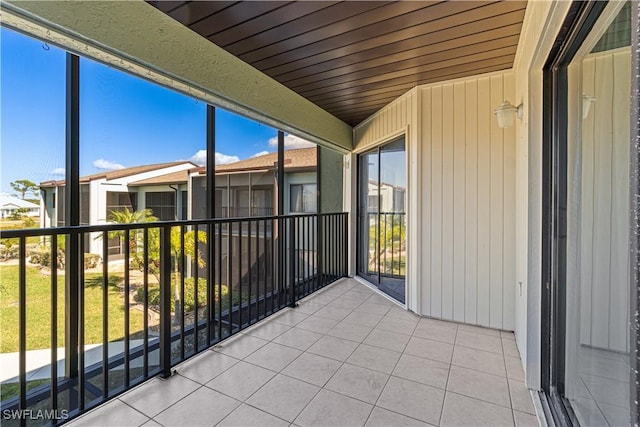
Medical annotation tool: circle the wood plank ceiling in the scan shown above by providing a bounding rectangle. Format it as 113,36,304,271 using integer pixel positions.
149,1,527,126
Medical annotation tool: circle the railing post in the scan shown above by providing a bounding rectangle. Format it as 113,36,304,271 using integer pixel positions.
159,226,173,378
288,217,297,307
343,213,349,277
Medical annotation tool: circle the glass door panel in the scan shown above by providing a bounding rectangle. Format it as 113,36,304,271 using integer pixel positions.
358,138,406,303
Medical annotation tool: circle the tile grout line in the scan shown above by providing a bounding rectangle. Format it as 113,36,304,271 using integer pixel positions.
502,337,517,427
437,323,459,426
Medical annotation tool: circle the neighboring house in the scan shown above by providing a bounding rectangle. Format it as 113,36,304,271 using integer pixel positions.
0,193,40,219
38,150,318,255
40,161,196,254
189,147,318,219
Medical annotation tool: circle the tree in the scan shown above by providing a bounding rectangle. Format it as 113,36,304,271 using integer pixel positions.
10,179,38,200
107,208,207,323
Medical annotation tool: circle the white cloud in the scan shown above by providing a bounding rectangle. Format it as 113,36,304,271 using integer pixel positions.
51,167,65,176
268,134,315,149
252,151,270,158
93,159,125,170
188,150,240,166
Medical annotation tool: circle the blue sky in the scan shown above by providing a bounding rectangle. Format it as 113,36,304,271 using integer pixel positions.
1,27,313,195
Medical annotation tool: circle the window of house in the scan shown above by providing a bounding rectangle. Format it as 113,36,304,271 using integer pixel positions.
145,191,175,220
106,191,138,218
290,183,317,213
181,190,187,220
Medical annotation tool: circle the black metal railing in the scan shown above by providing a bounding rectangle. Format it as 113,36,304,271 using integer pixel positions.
0,212,348,426
366,212,406,279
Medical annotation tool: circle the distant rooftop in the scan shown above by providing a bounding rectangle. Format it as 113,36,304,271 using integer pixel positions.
214,147,316,173
0,194,40,209
40,161,196,187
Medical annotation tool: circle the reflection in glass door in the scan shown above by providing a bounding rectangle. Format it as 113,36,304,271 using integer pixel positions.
358,138,406,303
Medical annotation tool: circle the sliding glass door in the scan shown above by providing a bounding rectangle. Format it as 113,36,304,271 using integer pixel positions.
357,138,406,303
542,2,637,425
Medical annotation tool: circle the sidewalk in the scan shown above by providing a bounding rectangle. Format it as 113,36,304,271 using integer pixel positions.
0,339,155,383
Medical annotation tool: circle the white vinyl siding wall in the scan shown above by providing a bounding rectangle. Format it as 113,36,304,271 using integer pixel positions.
354,70,517,330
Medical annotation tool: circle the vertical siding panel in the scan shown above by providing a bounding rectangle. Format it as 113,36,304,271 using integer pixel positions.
591,55,613,349
465,80,479,324
609,51,630,351
477,77,492,327
580,57,596,347
489,75,505,329
453,81,467,322
442,84,455,320
431,86,443,317
421,88,432,316
502,73,516,330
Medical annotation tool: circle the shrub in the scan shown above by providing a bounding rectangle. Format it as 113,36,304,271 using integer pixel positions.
136,278,229,313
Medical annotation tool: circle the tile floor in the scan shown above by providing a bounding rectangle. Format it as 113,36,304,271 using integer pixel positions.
68,278,539,427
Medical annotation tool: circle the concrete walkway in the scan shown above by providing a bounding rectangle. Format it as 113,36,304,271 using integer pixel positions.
0,339,155,383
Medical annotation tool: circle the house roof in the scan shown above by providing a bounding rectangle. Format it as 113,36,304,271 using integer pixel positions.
128,169,190,186
40,161,196,187
214,147,316,173
149,1,527,126
0,194,40,210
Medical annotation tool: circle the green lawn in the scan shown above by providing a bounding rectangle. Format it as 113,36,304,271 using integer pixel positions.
0,265,144,354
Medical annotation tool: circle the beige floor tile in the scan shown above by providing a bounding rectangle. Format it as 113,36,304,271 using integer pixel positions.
343,289,375,300
376,316,418,336
365,294,396,306
281,352,342,387
328,296,366,310
508,379,535,414
246,375,320,422
441,392,514,427
294,389,373,427
327,321,373,343
272,327,323,351
452,345,506,376
356,302,393,316
295,301,326,315
505,356,525,381
154,387,239,427
205,360,275,401
271,310,309,327
501,331,516,340
364,329,410,352
404,336,454,363
365,407,432,427
502,338,521,358
307,335,359,361
455,330,503,354
446,365,511,408
344,311,385,328
214,335,269,360
314,305,352,321
175,350,239,385
393,353,449,389
66,399,149,427
217,404,289,427
295,315,340,334
377,377,445,426
458,324,502,337
325,363,389,404
244,321,291,341
385,306,421,321
120,376,201,417
140,420,162,427
347,343,402,374
513,410,539,427
245,342,302,372
412,322,458,344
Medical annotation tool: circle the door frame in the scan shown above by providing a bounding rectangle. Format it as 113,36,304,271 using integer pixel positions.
353,128,409,306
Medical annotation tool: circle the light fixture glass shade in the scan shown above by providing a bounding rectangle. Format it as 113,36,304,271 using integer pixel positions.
493,101,521,128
